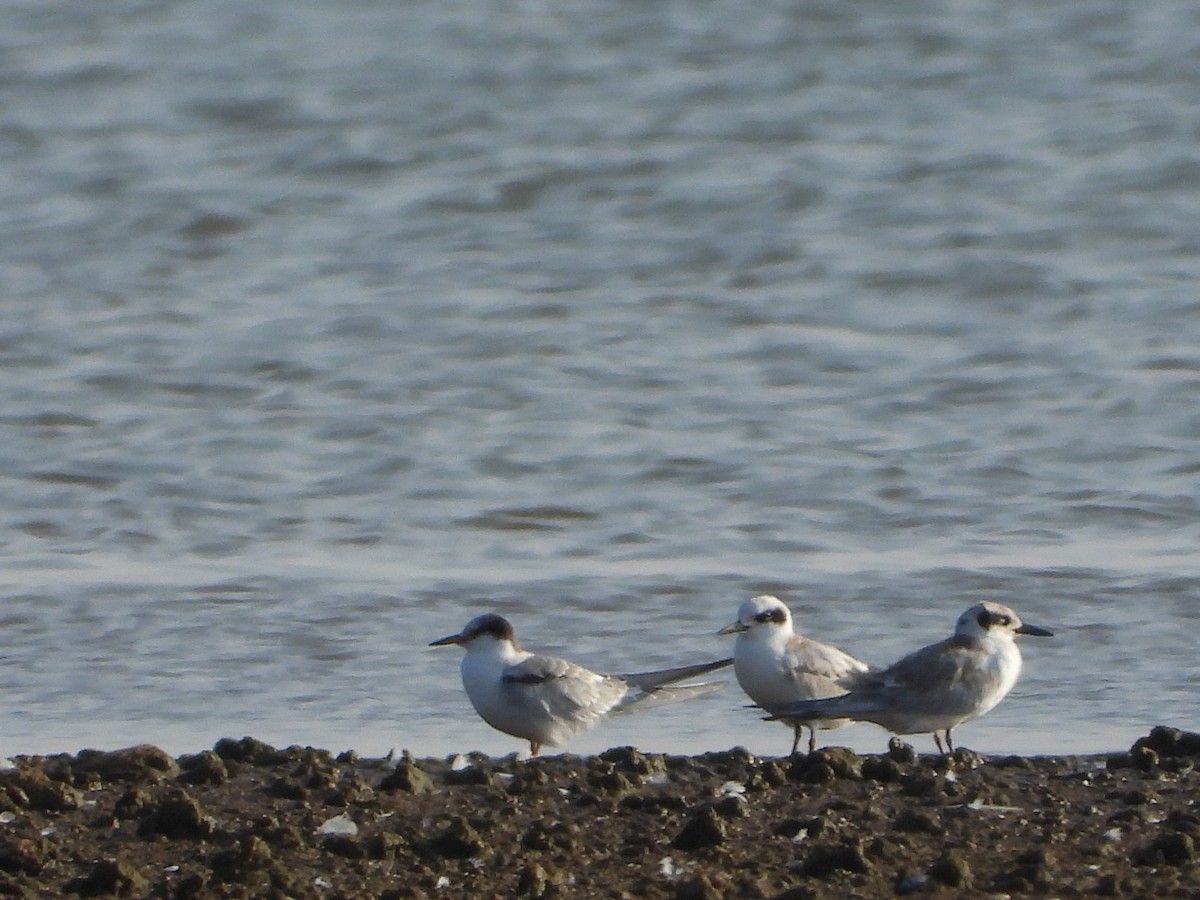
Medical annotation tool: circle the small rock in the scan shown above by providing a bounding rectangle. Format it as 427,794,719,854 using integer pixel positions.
899,773,945,799
136,788,212,839
712,795,747,819
379,761,433,794
671,808,725,851
65,858,148,897
928,852,971,888
861,756,901,783
322,834,364,859
516,862,551,897
587,769,633,794
1134,831,1195,867
674,872,734,899
1130,746,1158,772
887,738,917,764
0,837,47,876
599,746,664,777
992,847,1050,892
209,835,274,885
177,751,228,786
73,746,178,784
426,817,485,859
2,771,82,812
212,736,281,764
263,776,306,800
363,832,405,861
893,809,942,835
112,788,150,821
811,748,863,780
796,840,869,878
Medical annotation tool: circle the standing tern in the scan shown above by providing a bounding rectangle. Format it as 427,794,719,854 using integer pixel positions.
430,613,731,756
719,594,872,755
768,601,1053,753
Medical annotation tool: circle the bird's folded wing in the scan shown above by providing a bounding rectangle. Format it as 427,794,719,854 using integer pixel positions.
876,636,973,694
784,639,871,687
502,654,627,721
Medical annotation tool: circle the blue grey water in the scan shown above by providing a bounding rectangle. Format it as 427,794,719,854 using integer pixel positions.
0,0,1198,761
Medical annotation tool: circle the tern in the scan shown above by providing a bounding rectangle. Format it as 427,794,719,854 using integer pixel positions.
719,594,872,755
430,614,732,756
768,601,1053,753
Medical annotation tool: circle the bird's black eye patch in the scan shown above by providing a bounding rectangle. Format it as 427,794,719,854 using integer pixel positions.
755,608,787,625
977,610,1011,629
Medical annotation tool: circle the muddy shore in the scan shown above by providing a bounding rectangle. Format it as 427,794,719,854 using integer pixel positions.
0,727,1197,898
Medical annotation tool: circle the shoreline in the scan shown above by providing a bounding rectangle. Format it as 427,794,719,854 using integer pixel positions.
0,727,1196,898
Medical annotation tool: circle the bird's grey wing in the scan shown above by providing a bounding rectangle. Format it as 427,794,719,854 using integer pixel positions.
768,638,971,721
621,657,733,692
877,637,973,697
501,654,628,723
784,639,872,692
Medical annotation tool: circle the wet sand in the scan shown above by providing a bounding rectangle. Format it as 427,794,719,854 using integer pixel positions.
0,727,1197,898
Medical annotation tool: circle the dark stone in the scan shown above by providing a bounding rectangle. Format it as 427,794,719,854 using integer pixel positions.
1133,832,1194,867
1130,746,1158,772
899,773,945,799
674,873,734,899
994,755,1031,769
671,808,726,851
808,748,862,780
177,751,228,786
712,795,747,818
363,832,405,861
928,852,971,888
379,761,433,794
445,765,491,786
887,738,917,764
598,746,664,777
212,736,281,764
2,771,82,812
893,809,942,835
112,788,150,821
861,756,901,783
796,840,869,878
0,837,46,876
322,834,364,859
73,746,177,784
426,817,485,859
263,776,306,800
992,848,1050,892
65,858,148,897
587,769,633,794
792,761,834,785
516,862,551,897
209,835,274,885
1136,726,1182,756
136,788,212,839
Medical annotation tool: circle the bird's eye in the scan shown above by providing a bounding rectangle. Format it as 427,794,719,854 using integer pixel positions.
754,612,772,623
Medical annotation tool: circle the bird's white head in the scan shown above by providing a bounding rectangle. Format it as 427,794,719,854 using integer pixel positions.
430,613,519,650
719,594,794,639
954,601,1054,641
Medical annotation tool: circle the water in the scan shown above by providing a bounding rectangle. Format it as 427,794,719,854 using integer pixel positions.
0,0,1198,760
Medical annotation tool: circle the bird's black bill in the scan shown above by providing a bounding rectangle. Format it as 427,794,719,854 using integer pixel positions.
429,633,464,646
1015,623,1054,637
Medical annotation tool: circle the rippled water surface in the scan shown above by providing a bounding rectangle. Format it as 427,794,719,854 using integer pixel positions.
1,0,1198,759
